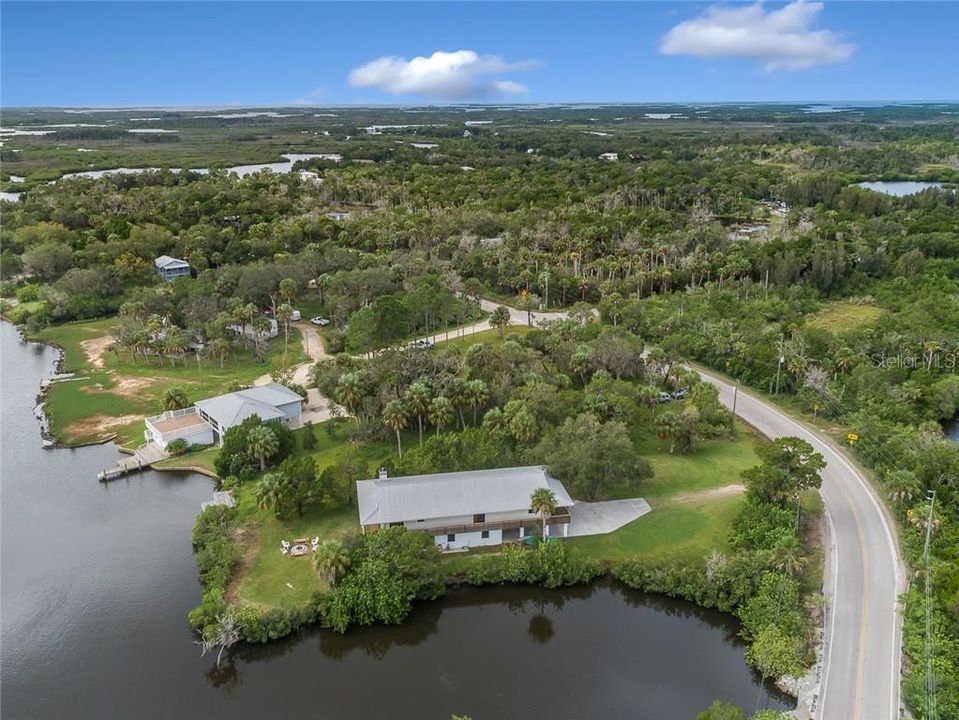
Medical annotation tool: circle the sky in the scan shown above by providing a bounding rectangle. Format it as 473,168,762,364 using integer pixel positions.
1,1,957,106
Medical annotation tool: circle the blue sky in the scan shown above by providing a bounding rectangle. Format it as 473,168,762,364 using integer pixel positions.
2,2,957,106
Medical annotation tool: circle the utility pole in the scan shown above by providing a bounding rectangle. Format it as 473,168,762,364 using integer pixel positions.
732,384,739,418
774,335,785,395
923,489,938,720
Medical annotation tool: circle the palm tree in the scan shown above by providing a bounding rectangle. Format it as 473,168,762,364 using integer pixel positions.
238,303,257,346
655,410,683,453
276,303,294,357
312,539,350,588
508,406,538,444
569,344,593,386
404,381,431,447
429,396,454,436
251,317,272,363
636,385,659,416
886,470,921,508
335,372,364,425
447,378,468,429
163,329,189,368
382,399,408,457
771,536,808,576
255,473,284,516
210,337,230,369
517,292,540,326
530,488,556,541
162,386,190,412
247,425,279,472
465,378,488,425
482,406,505,435
490,306,511,337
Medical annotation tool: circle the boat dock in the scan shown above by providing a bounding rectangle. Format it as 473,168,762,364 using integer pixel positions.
97,442,167,482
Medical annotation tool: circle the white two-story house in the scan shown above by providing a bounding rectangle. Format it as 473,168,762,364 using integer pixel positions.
356,466,574,549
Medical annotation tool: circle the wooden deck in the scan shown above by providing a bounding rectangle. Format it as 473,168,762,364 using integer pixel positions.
97,442,168,482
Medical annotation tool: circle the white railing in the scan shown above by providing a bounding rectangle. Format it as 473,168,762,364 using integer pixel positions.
145,406,197,424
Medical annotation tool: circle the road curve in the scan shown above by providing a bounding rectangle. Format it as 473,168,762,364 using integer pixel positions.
695,367,904,720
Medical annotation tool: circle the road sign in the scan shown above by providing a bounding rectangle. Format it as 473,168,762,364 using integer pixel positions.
847,432,859,445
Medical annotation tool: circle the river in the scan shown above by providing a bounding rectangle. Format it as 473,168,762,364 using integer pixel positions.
0,321,791,719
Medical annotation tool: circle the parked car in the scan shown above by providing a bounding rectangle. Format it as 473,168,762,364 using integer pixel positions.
290,309,302,322
671,387,688,399
412,338,435,350
658,392,673,403
310,317,331,327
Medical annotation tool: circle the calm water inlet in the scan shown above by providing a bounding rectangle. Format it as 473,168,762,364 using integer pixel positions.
0,321,791,718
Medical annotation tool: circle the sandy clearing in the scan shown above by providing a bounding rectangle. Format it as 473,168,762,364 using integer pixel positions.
65,413,141,438
667,483,745,505
80,335,112,368
82,372,157,398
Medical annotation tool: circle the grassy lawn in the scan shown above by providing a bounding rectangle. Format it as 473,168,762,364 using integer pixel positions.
625,415,761,500
566,494,744,565
229,420,392,610
437,325,531,352
564,413,763,567
37,318,306,445
807,301,885,332
152,446,219,475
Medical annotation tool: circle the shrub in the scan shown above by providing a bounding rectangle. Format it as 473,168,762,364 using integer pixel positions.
166,438,189,456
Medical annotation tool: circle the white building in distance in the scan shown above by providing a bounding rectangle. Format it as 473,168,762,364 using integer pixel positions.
356,466,574,549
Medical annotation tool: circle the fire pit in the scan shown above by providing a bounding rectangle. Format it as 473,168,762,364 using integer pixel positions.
289,543,309,557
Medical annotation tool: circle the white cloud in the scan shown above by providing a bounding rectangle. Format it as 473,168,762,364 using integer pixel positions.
661,1,854,71
348,50,537,99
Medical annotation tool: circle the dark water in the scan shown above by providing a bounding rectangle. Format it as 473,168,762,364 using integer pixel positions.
1,321,791,719
945,418,959,442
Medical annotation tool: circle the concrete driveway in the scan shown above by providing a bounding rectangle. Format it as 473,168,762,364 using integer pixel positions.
566,498,652,538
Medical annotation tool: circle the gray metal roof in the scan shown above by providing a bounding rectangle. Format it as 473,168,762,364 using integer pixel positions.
154,255,190,269
356,465,574,526
195,383,302,430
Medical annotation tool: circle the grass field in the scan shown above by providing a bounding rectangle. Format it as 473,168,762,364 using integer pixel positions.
807,301,885,332
563,416,761,566
216,405,764,609
37,318,306,446
229,420,392,609
436,325,532,352
566,494,744,564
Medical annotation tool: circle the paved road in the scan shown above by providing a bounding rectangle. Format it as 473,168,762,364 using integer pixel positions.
277,297,905,720
694,367,904,720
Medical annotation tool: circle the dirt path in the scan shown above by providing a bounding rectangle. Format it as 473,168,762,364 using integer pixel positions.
80,335,112,368
666,483,745,505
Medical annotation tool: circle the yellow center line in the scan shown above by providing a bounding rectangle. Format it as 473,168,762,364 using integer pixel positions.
831,465,871,720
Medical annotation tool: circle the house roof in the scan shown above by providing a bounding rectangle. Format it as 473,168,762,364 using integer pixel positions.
195,383,302,430
356,465,574,526
154,255,191,270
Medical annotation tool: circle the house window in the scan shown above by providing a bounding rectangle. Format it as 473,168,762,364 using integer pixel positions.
473,513,486,523
390,522,403,527
447,534,456,542
528,508,535,514
481,530,490,539
417,519,425,523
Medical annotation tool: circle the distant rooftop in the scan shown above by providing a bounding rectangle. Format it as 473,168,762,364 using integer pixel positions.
356,465,574,526
154,254,190,269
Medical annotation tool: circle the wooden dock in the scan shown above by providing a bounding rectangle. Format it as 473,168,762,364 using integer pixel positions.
97,442,167,482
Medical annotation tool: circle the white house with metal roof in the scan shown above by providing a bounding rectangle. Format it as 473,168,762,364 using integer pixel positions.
154,255,191,282
356,466,574,549
144,383,303,449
